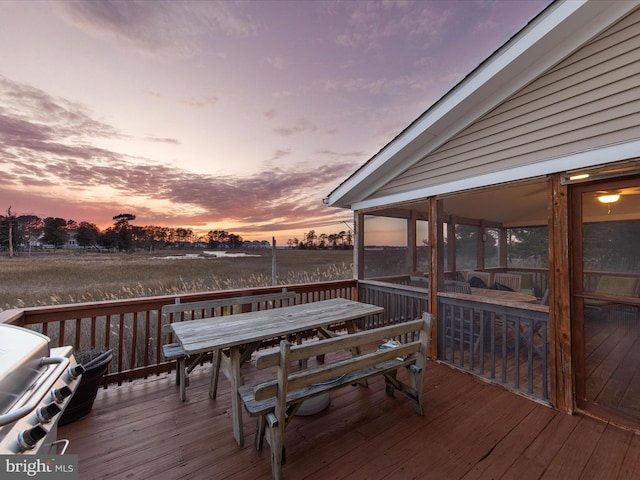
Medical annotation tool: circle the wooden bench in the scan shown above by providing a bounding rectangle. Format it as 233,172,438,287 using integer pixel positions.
238,313,432,480
161,289,296,401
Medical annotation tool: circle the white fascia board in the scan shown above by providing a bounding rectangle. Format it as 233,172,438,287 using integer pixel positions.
350,139,640,211
328,0,637,209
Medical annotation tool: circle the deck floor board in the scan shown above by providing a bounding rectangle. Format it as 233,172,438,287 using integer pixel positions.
60,360,639,480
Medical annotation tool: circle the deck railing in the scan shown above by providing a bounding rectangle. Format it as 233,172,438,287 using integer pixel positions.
438,293,550,401
357,277,550,401
1,277,549,401
357,279,428,329
0,280,357,385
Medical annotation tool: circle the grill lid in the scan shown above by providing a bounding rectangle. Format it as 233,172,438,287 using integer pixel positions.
0,325,50,415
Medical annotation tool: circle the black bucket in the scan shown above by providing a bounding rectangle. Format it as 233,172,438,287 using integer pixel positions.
59,349,113,426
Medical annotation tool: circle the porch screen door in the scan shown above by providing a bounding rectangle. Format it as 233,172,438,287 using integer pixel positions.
573,177,640,427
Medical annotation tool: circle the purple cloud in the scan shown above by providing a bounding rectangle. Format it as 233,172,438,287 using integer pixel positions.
0,75,359,235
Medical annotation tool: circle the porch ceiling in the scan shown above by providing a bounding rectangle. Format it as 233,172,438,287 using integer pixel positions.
369,178,549,228
442,179,548,227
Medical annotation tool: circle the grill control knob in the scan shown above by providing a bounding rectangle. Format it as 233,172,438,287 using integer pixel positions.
51,385,72,403
18,425,47,451
36,402,62,423
65,364,86,382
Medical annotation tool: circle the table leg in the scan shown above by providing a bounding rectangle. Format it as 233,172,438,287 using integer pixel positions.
229,346,244,446
209,349,222,399
178,357,187,402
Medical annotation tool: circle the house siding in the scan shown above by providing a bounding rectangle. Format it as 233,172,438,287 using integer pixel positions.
376,8,640,197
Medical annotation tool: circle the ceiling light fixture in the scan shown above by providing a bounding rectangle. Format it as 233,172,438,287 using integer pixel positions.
569,173,590,181
597,194,620,204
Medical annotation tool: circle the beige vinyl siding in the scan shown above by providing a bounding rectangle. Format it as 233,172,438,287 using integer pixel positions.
375,8,640,198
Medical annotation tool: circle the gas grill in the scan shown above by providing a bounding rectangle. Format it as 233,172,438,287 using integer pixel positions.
0,324,84,455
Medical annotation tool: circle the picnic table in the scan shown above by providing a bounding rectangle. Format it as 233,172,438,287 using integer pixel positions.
167,297,384,446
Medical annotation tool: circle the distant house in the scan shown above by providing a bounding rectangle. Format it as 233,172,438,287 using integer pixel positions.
36,230,79,249
26,236,42,249
327,1,640,430
243,240,271,249
65,230,78,249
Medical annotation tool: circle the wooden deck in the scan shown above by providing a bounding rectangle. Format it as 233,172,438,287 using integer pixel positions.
59,359,640,479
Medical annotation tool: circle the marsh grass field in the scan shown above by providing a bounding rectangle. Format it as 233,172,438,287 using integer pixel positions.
0,249,354,311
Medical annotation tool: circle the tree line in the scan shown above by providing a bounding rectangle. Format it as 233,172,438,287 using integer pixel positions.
0,211,246,253
0,209,353,254
288,229,353,249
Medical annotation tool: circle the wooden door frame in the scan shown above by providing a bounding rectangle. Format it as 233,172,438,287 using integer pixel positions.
570,174,640,428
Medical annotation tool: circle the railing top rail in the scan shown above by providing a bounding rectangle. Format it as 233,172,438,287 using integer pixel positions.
576,291,640,307
0,309,24,325
7,280,357,326
1,280,359,386
358,279,428,294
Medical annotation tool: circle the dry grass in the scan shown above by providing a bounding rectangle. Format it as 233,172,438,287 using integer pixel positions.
0,249,354,310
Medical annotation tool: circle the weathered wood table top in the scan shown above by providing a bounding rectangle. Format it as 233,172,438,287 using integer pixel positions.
469,287,538,303
169,297,384,356
439,287,546,312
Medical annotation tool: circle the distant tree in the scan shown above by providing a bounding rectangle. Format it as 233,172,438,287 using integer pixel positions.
99,227,118,250
304,230,317,249
227,233,243,249
130,225,147,249
318,233,328,249
453,224,479,269
112,213,136,251
113,213,136,226
154,226,169,246
508,227,548,264
166,227,177,244
66,219,78,231
345,230,353,248
207,230,229,249
133,225,166,250
76,221,100,248
42,217,68,247
583,221,640,268
205,230,243,249
175,228,193,246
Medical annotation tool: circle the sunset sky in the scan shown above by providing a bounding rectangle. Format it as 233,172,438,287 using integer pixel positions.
0,0,552,245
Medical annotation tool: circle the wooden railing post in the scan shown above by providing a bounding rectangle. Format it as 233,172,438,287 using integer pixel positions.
549,174,573,413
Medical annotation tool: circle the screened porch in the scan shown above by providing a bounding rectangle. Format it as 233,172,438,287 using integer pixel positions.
355,169,640,428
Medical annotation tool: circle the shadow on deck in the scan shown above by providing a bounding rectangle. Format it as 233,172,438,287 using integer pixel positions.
59,360,640,479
